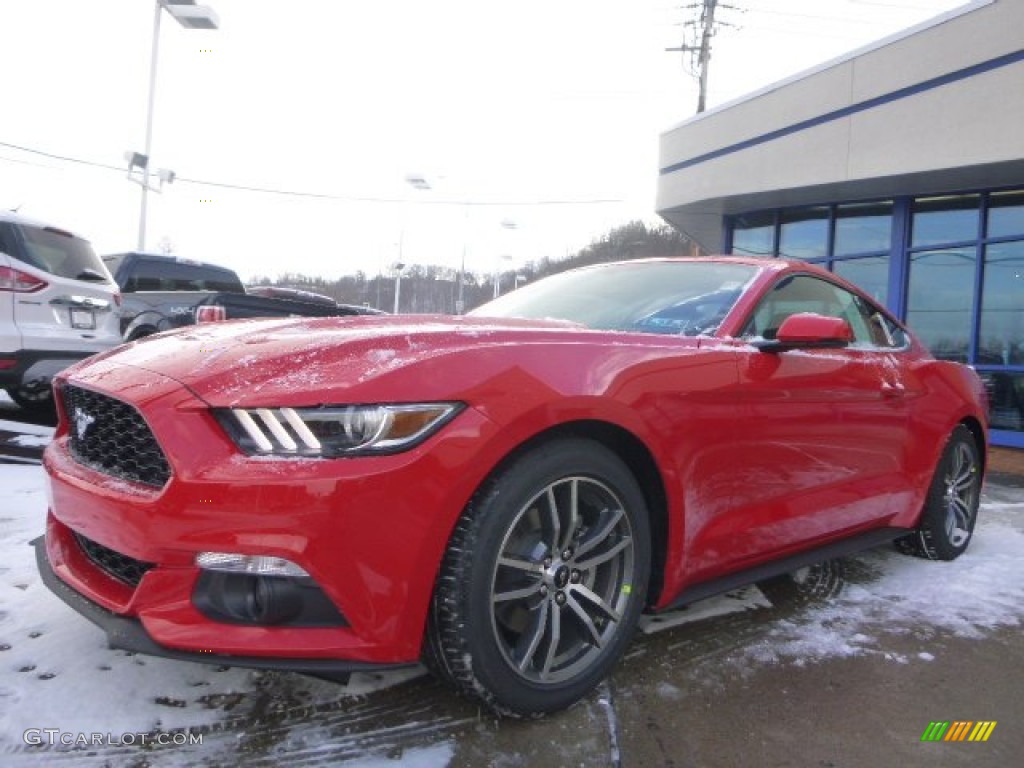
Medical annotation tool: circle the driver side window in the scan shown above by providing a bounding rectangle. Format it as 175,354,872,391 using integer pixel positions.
742,274,895,347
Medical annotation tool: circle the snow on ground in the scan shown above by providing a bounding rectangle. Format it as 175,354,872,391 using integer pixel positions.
0,418,53,438
1,459,1022,765
737,489,1024,668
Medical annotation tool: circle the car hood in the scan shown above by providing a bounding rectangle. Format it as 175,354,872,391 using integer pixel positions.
76,315,704,408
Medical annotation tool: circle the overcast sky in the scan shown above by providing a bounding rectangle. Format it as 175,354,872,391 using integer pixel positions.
1,0,966,281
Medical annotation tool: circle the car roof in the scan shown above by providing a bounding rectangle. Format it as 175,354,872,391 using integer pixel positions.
574,255,815,274
0,209,89,240
103,251,237,272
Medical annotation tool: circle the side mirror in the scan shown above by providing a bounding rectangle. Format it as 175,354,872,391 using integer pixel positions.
751,313,853,353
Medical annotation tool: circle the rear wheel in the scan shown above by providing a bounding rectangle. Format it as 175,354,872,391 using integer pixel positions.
426,438,651,716
896,425,981,561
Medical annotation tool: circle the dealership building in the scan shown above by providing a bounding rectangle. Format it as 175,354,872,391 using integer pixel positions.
657,0,1023,448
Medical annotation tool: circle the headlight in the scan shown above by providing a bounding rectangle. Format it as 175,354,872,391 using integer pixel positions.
215,403,462,457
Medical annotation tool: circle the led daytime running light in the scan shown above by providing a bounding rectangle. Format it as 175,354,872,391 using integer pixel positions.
222,403,460,457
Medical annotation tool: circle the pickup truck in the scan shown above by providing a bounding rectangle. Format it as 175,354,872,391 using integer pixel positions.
103,252,379,341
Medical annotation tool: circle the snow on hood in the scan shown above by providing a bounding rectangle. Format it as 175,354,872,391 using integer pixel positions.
93,314,597,407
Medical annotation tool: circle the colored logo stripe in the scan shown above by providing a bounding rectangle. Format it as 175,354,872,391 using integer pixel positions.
921,721,996,742
945,722,973,741
969,722,997,742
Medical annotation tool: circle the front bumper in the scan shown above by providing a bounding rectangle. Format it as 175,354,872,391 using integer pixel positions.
32,535,409,679
41,365,498,667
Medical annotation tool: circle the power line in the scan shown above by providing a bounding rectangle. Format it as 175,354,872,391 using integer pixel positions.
0,140,626,207
0,140,122,173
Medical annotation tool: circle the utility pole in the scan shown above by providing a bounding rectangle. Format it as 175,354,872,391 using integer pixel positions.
695,0,717,113
666,0,739,114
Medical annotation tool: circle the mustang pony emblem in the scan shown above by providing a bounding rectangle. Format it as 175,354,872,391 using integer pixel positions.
74,408,96,441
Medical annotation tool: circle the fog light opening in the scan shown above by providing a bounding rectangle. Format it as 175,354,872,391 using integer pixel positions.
245,575,303,625
192,570,349,628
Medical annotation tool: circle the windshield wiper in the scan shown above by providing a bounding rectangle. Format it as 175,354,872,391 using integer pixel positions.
75,269,108,282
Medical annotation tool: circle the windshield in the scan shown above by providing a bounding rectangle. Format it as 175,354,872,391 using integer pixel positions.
16,224,113,284
470,260,759,336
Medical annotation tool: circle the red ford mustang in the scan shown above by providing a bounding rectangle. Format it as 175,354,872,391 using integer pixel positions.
38,257,987,716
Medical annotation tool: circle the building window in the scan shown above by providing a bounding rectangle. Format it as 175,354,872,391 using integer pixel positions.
911,195,980,247
979,241,1024,365
981,372,1024,432
905,248,976,363
834,201,893,256
987,191,1024,239
731,211,775,256
779,207,829,259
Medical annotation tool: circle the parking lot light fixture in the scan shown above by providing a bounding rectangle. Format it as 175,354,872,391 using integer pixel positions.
136,1,220,251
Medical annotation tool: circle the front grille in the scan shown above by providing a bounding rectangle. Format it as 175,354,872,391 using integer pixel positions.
73,532,155,587
63,385,171,488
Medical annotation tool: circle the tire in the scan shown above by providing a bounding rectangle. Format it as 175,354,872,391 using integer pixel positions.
426,438,651,717
895,425,981,561
127,327,157,342
4,385,56,417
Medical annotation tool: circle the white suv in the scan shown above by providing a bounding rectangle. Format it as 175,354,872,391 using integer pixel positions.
0,211,121,414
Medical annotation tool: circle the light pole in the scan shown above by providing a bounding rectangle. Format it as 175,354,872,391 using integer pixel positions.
456,205,470,314
401,174,476,314
494,254,515,299
392,262,407,314
134,1,220,251
494,220,518,298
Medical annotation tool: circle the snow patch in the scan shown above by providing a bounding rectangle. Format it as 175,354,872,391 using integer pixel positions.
640,585,772,634
8,434,52,449
0,418,54,438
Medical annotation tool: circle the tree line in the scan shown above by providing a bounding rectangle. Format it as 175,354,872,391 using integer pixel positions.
250,220,696,314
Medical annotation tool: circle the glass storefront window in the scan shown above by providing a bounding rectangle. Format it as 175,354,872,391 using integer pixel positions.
779,207,829,259
987,191,1024,239
731,211,775,257
912,195,980,247
832,255,889,304
834,201,893,256
979,372,1024,433
905,247,976,362
978,241,1024,365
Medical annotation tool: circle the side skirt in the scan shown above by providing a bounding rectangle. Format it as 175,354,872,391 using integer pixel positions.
655,527,910,614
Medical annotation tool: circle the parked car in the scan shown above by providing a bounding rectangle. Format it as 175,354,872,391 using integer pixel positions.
37,257,987,716
245,284,383,316
0,211,120,414
103,252,376,341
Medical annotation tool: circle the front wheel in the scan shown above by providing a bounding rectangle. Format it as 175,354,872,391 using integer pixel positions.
896,425,982,561
426,438,651,716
